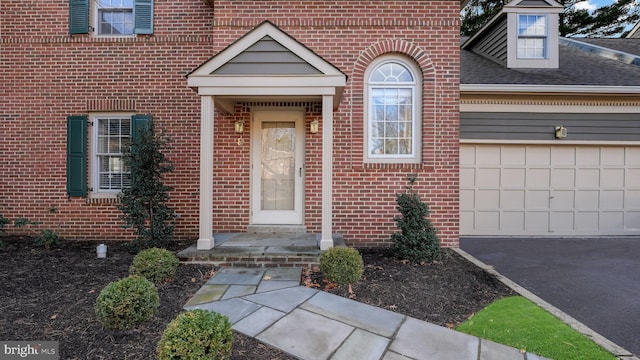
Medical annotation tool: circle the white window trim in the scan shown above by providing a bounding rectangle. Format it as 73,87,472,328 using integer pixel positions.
88,113,133,198
92,1,136,37
363,55,422,164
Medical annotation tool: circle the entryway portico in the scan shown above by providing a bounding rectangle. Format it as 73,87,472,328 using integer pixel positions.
186,21,346,251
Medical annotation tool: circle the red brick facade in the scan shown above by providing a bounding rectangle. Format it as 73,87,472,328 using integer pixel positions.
0,1,460,247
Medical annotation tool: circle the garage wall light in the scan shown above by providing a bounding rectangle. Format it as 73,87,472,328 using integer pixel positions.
555,125,567,139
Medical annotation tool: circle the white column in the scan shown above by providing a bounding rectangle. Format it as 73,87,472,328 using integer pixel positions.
320,95,334,250
197,96,215,250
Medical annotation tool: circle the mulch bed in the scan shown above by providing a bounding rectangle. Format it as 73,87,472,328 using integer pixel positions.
0,237,514,359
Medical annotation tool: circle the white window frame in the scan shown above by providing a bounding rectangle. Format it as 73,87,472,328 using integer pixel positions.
88,113,133,198
92,0,135,37
364,55,422,164
517,14,548,59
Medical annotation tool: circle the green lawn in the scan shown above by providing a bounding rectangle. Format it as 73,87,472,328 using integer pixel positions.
456,296,616,360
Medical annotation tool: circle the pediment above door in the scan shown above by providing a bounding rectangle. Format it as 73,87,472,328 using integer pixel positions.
187,21,347,113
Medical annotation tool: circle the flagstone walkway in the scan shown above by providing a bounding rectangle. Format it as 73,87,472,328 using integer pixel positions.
184,267,549,360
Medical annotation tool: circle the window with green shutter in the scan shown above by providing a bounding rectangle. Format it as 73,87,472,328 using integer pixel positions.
69,0,153,36
67,113,152,197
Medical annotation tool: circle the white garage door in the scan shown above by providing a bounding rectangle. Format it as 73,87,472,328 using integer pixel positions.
460,145,640,236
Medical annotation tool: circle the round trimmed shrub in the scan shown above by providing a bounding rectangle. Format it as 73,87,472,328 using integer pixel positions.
95,275,159,330
319,246,364,286
129,247,179,284
157,310,232,360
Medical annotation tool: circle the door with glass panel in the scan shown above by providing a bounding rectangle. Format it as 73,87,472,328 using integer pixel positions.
251,110,304,224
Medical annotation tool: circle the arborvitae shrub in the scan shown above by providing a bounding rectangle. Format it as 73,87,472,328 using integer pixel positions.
157,310,232,360
391,175,441,263
95,275,159,330
129,247,179,284
319,246,364,286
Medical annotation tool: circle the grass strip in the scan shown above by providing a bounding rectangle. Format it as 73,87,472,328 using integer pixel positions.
456,296,616,360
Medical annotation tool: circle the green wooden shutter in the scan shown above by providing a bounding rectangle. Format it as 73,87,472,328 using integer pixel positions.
69,0,89,35
131,114,152,142
67,116,88,197
133,0,154,34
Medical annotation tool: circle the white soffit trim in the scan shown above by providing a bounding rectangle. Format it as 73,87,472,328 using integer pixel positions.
461,84,640,94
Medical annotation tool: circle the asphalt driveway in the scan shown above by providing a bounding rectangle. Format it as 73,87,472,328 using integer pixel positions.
460,237,640,358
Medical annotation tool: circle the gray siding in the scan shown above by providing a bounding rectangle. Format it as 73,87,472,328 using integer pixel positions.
214,36,322,75
468,18,508,66
518,0,553,6
461,112,640,141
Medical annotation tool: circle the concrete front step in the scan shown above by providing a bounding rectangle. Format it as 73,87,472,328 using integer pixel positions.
176,232,344,268
177,245,321,268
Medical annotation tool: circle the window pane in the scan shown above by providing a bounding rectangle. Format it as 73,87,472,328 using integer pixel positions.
399,140,412,155
517,38,545,58
98,0,134,36
518,15,546,36
95,118,131,190
370,62,414,83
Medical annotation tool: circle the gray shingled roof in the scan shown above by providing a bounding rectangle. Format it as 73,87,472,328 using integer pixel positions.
461,38,640,86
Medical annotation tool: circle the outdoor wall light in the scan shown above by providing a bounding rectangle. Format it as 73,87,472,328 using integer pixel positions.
555,125,567,139
310,119,319,134
235,120,244,134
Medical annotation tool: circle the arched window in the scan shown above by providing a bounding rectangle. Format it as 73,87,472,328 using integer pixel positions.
364,56,421,163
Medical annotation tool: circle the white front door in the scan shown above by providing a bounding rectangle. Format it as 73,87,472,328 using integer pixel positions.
251,110,305,224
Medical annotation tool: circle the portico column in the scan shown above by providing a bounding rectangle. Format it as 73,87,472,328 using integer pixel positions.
197,96,215,250
320,94,334,250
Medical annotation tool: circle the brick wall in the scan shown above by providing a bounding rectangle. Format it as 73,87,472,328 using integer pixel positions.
0,0,460,247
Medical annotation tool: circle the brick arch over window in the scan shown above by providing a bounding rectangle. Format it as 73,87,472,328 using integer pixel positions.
350,40,436,169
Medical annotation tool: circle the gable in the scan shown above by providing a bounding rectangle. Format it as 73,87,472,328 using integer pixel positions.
214,36,322,76
186,21,346,112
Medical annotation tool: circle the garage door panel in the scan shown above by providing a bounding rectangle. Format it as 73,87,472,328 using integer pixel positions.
601,147,625,165
460,189,475,208
575,190,599,208
627,190,640,207
525,212,549,232
576,169,600,187
502,168,525,187
626,148,640,165
477,168,500,187
502,212,525,231
625,212,640,230
576,147,601,166
501,190,525,208
551,191,574,209
460,168,475,187
476,190,500,208
626,169,640,186
527,190,550,208
551,147,576,166
526,147,550,165
601,169,624,187
550,211,575,231
527,168,550,187
601,212,624,230
476,212,500,231
460,144,640,236
501,147,525,165
575,212,600,231
551,169,575,188
477,147,501,165
601,190,624,209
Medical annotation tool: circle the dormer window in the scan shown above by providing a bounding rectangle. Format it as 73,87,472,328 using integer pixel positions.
517,15,548,59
